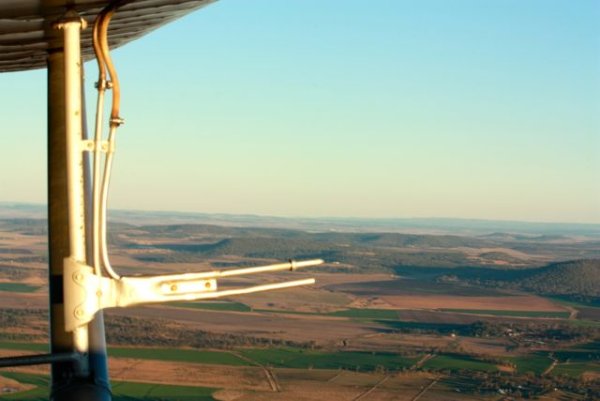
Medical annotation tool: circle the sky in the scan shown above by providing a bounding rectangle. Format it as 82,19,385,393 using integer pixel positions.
0,0,599,223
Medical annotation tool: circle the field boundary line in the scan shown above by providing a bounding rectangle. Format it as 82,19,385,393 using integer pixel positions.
351,374,390,401
227,350,280,392
112,359,142,380
265,368,281,392
409,377,438,401
226,351,261,367
565,306,578,320
542,356,558,376
328,370,344,382
412,353,435,370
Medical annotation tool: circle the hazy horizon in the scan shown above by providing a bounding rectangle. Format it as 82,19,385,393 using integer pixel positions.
2,201,600,231
1,0,598,223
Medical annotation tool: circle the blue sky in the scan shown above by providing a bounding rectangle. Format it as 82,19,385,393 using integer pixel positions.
0,0,599,223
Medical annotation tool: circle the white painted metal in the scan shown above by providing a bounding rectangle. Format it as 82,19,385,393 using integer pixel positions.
63,258,323,332
54,0,323,339
92,76,106,277
54,11,90,374
99,124,121,280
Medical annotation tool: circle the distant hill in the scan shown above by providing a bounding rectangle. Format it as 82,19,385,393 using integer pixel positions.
517,259,600,298
441,259,600,301
2,202,600,237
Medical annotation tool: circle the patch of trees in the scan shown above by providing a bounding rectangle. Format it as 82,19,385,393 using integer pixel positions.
419,259,600,302
0,308,47,341
0,218,47,235
105,316,317,350
456,371,600,400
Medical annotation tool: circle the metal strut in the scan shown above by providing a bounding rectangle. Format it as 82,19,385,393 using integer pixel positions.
62,2,324,334
1,2,322,393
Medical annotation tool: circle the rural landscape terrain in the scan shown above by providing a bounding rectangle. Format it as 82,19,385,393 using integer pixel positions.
0,204,599,400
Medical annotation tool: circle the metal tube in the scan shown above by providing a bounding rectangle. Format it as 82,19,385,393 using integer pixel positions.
99,126,120,280
92,10,109,278
144,259,324,283
60,13,90,366
84,25,112,397
48,47,79,400
62,18,87,267
187,278,316,301
218,259,323,277
49,12,112,400
0,353,81,368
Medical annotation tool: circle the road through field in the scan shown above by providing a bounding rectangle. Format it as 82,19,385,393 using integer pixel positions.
410,378,438,401
351,374,390,401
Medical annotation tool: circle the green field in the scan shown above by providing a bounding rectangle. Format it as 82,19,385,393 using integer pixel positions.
553,341,600,363
551,362,600,378
109,346,249,366
0,342,248,366
0,342,47,352
441,309,570,319
255,307,402,320
239,348,417,372
0,283,39,293
0,372,48,400
508,354,553,375
0,372,216,401
375,319,473,335
172,301,251,312
546,295,600,308
112,381,215,401
564,319,600,328
0,342,416,372
172,303,574,323
422,354,498,372
169,304,424,322
327,308,399,320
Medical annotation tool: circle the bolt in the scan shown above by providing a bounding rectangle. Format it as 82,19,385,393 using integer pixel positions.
73,272,84,282
170,284,178,292
75,308,84,318
96,290,103,297
205,281,212,289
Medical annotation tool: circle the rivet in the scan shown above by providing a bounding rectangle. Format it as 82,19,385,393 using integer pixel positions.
170,284,178,292
75,308,84,318
205,282,212,289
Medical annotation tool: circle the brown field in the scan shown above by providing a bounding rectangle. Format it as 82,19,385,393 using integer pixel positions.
395,310,490,324
110,358,270,391
582,371,600,382
382,294,566,312
0,373,34,393
350,332,453,352
457,337,515,356
578,307,600,321
106,305,381,344
0,292,46,309
0,232,45,251
236,284,351,313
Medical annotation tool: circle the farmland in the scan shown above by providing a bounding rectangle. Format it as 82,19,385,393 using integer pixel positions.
0,372,216,401
0,283,39,293
0,213,599,400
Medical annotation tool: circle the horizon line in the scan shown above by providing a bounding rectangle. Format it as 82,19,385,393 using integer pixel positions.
1,201,599,227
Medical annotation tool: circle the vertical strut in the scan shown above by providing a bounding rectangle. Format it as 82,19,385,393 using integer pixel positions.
59,12,90,366
48,10,111,401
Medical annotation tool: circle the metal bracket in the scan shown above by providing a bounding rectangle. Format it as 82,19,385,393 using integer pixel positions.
80,140,112,152
63,258,322,332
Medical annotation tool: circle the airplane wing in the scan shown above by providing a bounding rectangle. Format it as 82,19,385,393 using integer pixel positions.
0,0,216,72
